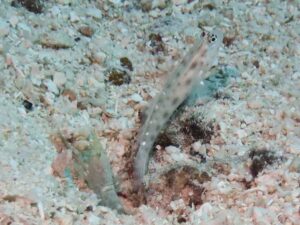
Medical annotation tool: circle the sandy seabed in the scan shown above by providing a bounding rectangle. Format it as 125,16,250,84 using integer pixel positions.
0,0,299,224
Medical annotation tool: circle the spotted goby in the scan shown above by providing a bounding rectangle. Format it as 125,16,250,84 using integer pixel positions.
134,29,224,185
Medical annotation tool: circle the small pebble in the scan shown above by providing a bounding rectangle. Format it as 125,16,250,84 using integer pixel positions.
62,89,77,101
23,99,33,111
247,99,263,109
44,79,59,95
69,11,80,22
148,33,165,54
49,5,60,16
37,32,75,49
130,93,143,103
17,23,32,37
235,129,247,139
9,16,19,28
78,26,94,37
86,8,102,20
89,51,106,64
87,214,101,225
74,37,81,42
53,71,67,87
120,57,133,71
243,116,256,125
11,0,43,14
107,69,131,86
0,20,10,37
56,213,74,225
85,205,93,212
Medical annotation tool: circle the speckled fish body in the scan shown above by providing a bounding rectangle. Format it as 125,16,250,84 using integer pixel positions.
134,29,224,184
